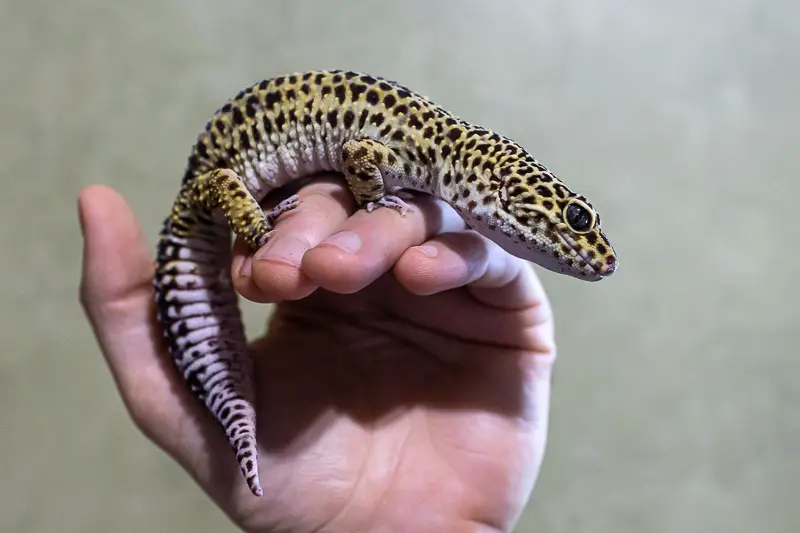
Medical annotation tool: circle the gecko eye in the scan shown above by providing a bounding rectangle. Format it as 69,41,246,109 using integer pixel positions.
564,200,595,233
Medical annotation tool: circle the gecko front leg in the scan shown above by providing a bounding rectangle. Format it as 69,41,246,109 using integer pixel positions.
341,139,413,215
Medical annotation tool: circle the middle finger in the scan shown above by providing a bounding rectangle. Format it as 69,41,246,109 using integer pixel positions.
301,193,467,294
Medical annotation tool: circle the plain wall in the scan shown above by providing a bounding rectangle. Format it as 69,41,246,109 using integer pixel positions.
1,1,797,531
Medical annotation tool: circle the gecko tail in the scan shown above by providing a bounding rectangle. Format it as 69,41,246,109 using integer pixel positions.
153,203,263,497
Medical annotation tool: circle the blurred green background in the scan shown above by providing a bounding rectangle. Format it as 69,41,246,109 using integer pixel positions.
1,1,797,531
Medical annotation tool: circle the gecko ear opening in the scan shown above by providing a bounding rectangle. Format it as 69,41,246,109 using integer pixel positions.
497,184,510,211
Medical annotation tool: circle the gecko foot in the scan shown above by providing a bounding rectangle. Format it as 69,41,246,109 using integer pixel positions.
250,195,301,249
365,195,413,216
265,194,301,224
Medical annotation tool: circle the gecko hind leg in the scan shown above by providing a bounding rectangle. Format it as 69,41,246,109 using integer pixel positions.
184,168,300,249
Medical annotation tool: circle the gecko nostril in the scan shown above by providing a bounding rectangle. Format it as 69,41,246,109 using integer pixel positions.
601,255,618,275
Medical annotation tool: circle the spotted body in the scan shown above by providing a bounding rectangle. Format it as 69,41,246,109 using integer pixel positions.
154,69,618,496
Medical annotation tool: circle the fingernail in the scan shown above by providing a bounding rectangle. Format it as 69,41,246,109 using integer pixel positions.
255,235,307,267
321,231,362,254
235,255,253,277
419,244,439,258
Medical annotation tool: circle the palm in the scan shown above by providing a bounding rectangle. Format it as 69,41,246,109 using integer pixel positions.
79,178,556,533
240,275,548,531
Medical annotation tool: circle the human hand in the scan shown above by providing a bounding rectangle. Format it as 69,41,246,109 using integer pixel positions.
79,175,557,533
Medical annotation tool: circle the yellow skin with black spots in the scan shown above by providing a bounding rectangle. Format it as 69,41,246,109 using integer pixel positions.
154,69,618,497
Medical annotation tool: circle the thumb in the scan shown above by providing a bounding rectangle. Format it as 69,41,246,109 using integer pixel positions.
77,183,181,421
77,185,184,439
78,184,154,319
77,185,236,500
77,184,166,421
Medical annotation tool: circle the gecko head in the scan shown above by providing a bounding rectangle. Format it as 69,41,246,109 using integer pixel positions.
466,167,619,281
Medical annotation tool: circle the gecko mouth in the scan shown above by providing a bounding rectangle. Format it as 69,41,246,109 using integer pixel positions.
556,229,603,276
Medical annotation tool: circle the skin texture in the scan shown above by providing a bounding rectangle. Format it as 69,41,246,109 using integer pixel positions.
79,175,557,533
